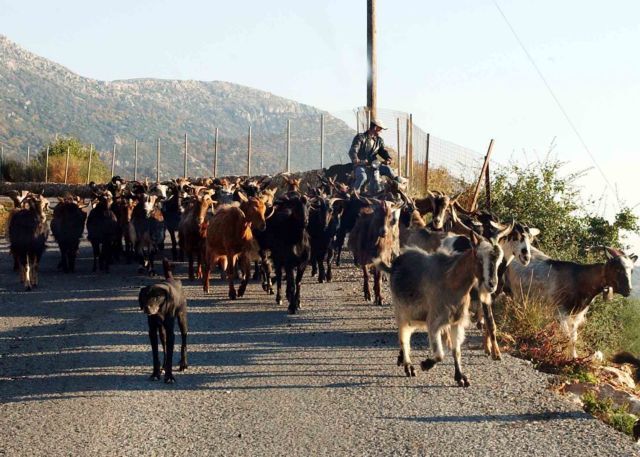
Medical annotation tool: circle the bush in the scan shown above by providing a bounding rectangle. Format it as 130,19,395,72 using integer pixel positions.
582,391,637,437
0,137,111,183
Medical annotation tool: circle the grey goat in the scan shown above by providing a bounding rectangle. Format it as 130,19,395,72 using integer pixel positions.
375,233,504,387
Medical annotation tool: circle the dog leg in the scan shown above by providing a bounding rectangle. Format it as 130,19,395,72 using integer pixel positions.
178,312,188,371
163,317,176,383
148,317,161,380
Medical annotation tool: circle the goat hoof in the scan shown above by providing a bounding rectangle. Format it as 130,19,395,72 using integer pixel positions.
164,375,176,384
149,373,161,381
287,306,297,315
24,286,32,292
420,359,437,371
179,361,188,371
397,354,403,367
404,364,416,377
491,351,502,361
456,375,470,387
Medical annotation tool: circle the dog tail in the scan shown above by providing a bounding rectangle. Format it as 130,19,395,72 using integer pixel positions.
162,258,174,281
612,351,640,381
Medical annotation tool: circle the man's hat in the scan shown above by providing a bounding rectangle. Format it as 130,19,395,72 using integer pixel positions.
370,118,387,130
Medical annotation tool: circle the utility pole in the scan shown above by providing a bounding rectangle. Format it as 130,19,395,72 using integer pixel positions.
367,0,377,120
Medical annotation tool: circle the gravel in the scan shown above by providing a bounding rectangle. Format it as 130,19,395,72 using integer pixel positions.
0,237,638,456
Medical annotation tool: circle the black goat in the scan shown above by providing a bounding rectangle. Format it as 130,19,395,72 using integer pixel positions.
133,193,165,276
264,195,310,314
162,181,186,261
8,194,49,290
308,196,341,283
87,191,119,272
51,196,87,273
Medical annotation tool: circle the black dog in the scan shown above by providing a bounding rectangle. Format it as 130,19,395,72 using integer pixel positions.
138,259,188,383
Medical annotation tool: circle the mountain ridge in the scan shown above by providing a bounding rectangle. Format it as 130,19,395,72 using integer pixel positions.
0,34,353,178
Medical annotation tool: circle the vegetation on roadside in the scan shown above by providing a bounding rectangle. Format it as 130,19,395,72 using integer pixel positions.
1,137,110,184
582,391,637,436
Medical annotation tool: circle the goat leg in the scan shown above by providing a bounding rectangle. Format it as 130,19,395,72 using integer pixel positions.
482,301,501,360
227,257,237,300
237,256,250,298
398,325,416,377
325,248,334,282
373,268,383,306
451,324,470,387
362,266,371,302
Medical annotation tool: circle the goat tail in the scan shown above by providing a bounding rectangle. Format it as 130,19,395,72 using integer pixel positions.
373,257,392,275
162,257,174,280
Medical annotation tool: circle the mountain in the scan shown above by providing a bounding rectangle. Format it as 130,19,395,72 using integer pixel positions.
0,35,354,178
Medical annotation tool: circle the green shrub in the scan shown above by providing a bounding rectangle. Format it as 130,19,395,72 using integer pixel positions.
582,391,637,437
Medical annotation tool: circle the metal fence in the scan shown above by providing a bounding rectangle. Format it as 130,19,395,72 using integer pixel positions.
0,107,488,196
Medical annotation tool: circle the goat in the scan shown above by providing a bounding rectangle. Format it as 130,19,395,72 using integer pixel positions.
8,194,50,290
308,196,341,283
348,198,402,306
505,246,637,359
87,191,119,272
263,194,310,313
333,191,366,266
178,192,215,280
414,190,461,230
162,180,187,261
203,194,267,299
51,195,87,273
375,233,504,386
132,193,166,276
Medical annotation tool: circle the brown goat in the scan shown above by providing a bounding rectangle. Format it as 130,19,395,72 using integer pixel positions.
178,193,215,280
203,195,267,299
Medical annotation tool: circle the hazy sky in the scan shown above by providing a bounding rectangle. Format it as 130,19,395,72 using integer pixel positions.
1,0,639,247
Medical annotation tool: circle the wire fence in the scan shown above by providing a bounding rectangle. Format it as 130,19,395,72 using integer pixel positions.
0,107,488,197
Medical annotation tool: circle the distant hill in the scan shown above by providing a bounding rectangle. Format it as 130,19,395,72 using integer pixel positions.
0,35,354,178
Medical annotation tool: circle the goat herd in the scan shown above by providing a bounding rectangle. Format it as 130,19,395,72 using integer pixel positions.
5,172,637,386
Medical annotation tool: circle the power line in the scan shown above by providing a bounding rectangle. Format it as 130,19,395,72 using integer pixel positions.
492,0,620,209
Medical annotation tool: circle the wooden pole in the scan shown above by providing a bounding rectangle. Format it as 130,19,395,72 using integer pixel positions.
356,110,361,134
366,0,377,120
64,146,71,184
134,139,138,181
470,139,495,212
45,146,50,183
396,117,401,175
320,114,325,169
408,114,413,180
111,144,116,177
288,120,292,172
213,128,219,178
404,118,410,178
247,125,252,176
26,146,30,165
86,144,93,184
424,134,430,192
156,138,160,182
0,146,3,182
183,133,188,179
485,161,491,210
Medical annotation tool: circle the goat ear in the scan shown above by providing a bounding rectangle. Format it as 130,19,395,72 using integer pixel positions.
629,254,638,263
604,247,620,260
237,191,248,202
497,221,514,241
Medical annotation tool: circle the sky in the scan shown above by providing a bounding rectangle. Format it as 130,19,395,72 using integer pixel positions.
1,0,639,250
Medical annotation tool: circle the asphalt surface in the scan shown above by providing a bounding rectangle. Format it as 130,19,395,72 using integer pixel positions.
0,236,638,456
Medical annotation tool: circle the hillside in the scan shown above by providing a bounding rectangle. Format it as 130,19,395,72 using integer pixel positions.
0,35,354,178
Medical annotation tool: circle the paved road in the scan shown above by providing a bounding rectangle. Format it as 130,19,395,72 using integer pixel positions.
0,237,637,456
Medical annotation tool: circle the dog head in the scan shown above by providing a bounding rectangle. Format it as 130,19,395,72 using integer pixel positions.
138,284,169,316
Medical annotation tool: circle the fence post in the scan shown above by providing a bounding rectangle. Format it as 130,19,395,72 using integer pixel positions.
213,128,218,178
424,134,430,192
156,138,160,182
470,139,495,212
134,139,138,181
26,146,30,166
111,144,116,177
286,119,291,173
366,109,371,129
0,146,3,182
86,144,93,184
396,117,401,176
356,111,360,134
247,125,252,176
45,146,50,183
320,114,325,169
64,146,71,184
183,133,188,179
